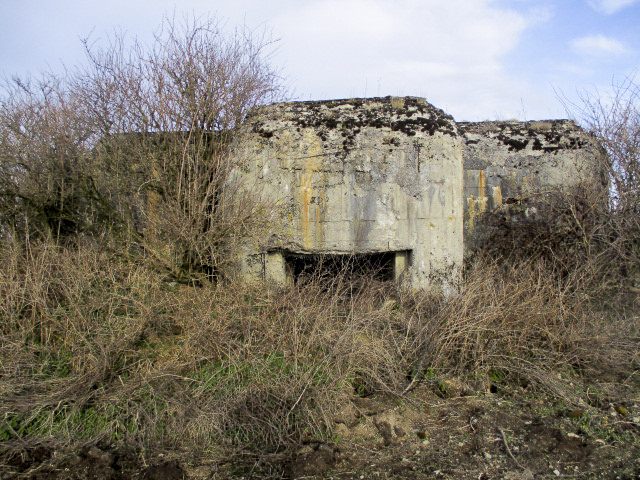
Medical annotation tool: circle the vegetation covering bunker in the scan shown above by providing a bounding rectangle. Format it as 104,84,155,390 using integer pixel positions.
228,96,603,290
460,119,605,254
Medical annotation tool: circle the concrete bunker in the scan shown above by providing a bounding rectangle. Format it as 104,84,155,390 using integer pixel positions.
230,96,463,292
459,120,605,254
227,96,603,291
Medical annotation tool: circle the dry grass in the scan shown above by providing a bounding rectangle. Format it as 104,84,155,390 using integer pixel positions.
0,190,638,474
411,185,640,403
0,240,412,468
405,255,638,399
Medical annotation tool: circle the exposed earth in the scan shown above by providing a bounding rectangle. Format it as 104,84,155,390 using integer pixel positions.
4,381,639,480
284,381,640,480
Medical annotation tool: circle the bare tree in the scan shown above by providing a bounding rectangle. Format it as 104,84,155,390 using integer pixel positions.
561,76,640,213
0,15,287,280
560,76,640,281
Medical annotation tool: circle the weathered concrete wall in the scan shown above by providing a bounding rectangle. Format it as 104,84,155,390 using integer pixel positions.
229,97,463,292
226,97,604,290
460,120,605,254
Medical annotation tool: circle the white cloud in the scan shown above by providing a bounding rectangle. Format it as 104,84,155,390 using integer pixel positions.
587,0,640,14
0,0,558,121
571,34,632,56
270,0,536,119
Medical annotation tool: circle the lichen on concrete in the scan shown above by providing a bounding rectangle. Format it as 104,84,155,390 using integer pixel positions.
226,97,604,291
230,96,462,292
459,119,606,254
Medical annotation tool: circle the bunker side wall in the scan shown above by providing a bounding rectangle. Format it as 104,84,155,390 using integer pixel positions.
460,120,606,255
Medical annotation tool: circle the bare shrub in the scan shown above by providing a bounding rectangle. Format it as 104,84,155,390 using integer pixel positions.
0,74,106,241
0,15,286,280
77,16,287,279
476,186,614,289
0,238,411,467
561,76,640,213
559,77,640,284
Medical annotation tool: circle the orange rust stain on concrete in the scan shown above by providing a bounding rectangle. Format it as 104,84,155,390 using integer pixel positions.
298,131,324,250
296,130,325,250
478,170,486,197
300,156,321,250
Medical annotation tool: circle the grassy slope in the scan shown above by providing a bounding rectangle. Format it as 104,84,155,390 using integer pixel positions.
0,231,637,478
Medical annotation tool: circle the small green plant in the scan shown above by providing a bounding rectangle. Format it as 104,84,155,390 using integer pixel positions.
0,413,24,441
420,367,448,395
488,368,507,384
347,372,369,397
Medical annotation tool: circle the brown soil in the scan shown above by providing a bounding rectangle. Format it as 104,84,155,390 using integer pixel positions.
284,385,640,480
2,385,639,480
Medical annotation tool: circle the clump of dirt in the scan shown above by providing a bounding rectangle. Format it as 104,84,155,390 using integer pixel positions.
1,445,187,480
3,383,639,479
286,384,640,480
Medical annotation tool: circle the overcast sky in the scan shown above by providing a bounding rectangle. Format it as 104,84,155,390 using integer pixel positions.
1,0,639,121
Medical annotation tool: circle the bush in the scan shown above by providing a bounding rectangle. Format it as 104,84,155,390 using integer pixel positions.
559,77,640,285
0,15,286,280
0,239,411,466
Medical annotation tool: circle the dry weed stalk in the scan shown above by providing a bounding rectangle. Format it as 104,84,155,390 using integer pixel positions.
0,240,412,463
